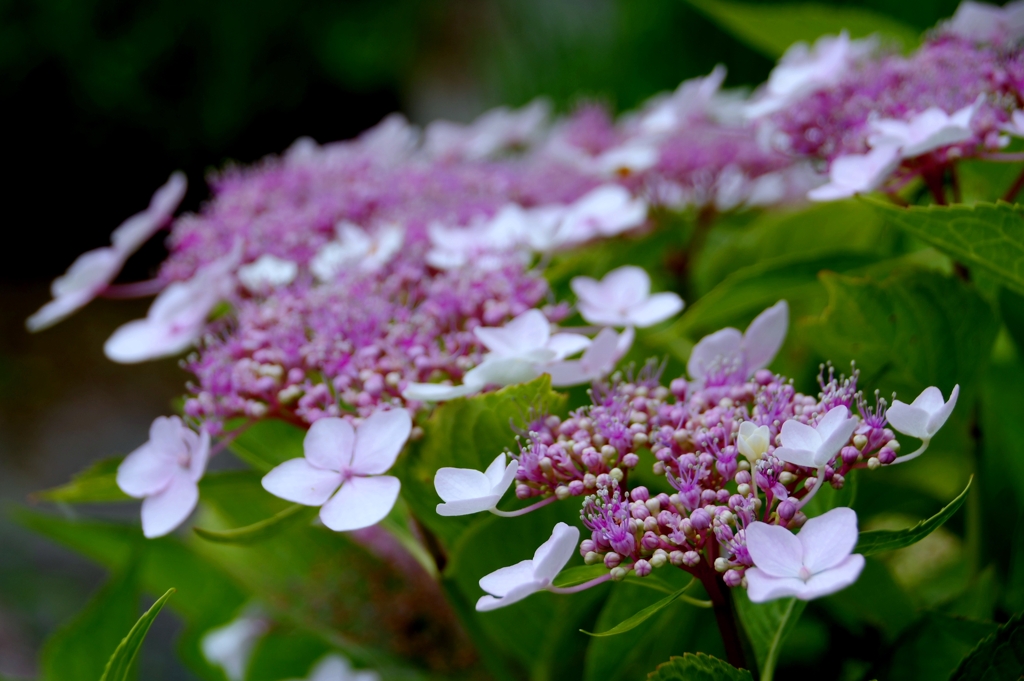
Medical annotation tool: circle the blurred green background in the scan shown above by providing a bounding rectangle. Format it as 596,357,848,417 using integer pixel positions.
0,0,987,678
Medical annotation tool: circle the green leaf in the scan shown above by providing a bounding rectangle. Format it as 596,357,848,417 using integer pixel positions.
100,588,175,681
808,268,999,400
581,582,702,637
13,508,247,630
41,565,141,681
392,375,566,552
646,652,753,681
229,418,306,472
880,613,997,681
733,591,805,681
869,200,1024,296
949,611,1024,680
857,477,972,556
33,456,129,503
193,503,318,545
682,0,919,59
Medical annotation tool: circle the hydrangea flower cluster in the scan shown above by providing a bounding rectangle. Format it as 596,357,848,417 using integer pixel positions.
756,10,1024,200
437,302,959,610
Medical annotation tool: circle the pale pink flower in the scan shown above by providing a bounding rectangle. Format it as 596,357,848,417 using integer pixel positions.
435,453,519,516
687,300,789,384
476,522,580,611
774,406,860,470
571,265,683,328
27,172,186,331
261,410,411,532
745,507,865,602
117,415,210,538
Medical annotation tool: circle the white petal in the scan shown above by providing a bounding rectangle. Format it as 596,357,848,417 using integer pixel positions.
103,314,202,364
778,420,823,455
926,384,959,435
545,360,592,388
111,172,187,254
437,495,501,516
798,507,859,574
687,328,743,381
884,403,930,440
351,409,411,475
318,475,400,532
261,458,342,506
569,276,604,308
628,292,684,328
434,467,493,503
463,356,543,388
817,411,859,465
575,302,629,327
479,559,537,597
744,521,804,578
745,569,808,603
140,470,198,538
475,581,543,612
796,554,865,600
532,522,580,583
600,266,652,307
546,333,592,359
742,300,788,372
117,443,177,498
188,430,211,483
304,418,355,472
401,382,479,402
483,453,509,487
910,385,947,412
773,446,821,469
474,309,550,356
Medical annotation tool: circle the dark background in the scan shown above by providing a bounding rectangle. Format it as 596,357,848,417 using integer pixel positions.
0,0,964,677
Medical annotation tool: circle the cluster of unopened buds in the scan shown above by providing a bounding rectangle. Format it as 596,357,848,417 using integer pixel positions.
434,301,960,607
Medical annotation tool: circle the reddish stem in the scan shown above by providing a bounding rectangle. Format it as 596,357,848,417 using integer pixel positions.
696,561,748,670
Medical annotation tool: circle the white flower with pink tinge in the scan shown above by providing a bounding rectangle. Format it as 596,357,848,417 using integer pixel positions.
746,32,876,118
571,265,684,328
885,384,959,463
687,300,789,384
435,453,519,517
261,410,412,532
774,406,860,470
104,243,241,364
402,309,592,402
116,416,210,538
943,0,1024,45
807,145,902,201
545,326,634,388
744,507,865,602
868,99,981,159
201,610,268,681
27,172,186,332
476,522,580,611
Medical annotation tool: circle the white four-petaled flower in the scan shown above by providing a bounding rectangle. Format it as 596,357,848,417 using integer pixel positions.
807,145,902,201
104,243,241,363
117,415,210,538
311,223,404,281
435,453,519,516
27,172,187,332
476,522,580,611
687,300,789,384
570,265,684,328
886,384,959,463
868,100,980,159
545,326,633,387
745,507,866,602
773,406,860,470
261,410,412,532
402,309,591,402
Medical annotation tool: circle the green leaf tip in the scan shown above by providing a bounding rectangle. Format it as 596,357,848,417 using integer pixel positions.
948,610,1024,680
100,587,175,681
580,581,708,637
856,476,972,556
193,503,317,545
646,652,754,680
